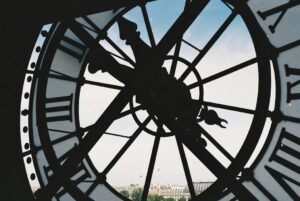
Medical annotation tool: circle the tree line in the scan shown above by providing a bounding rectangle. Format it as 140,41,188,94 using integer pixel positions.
120,188,188,201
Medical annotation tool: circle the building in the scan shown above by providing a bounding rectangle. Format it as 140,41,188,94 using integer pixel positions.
115,182,213,201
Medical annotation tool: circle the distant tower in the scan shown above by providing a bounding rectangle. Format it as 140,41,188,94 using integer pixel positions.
157,168,160,196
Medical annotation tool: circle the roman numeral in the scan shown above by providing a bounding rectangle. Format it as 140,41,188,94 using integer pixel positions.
285,64,300,103
265,128,300,200
265,166,299,200
58,17,108,64
257,1,300,33
43,145,76,175
58,34,86,62
285,64,300,77
45,94,73,122
269,128,300,173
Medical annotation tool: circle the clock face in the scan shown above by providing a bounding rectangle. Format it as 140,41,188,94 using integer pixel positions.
18,0,300,201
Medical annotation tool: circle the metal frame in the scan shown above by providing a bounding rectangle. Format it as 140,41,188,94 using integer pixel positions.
4,0,290,200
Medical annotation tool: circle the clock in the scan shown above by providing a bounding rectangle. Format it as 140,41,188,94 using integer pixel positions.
2,0,300,201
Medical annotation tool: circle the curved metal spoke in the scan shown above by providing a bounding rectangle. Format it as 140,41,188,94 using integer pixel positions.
203,101,273,122
49,69,124,90
104,36,136,66
156,0,210,59
182,38,202,52
69,19,134,84
188,58,257,89
203,101,256,115
104,132,131,139
115,105,144,120
198,124,234,162
179,11,238,82
80,16,136,66
221,0,234,11
102,116,152,175
84,79,124,90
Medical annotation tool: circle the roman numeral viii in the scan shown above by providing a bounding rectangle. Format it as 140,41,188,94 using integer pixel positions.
45,94,73,122
265,128,300,200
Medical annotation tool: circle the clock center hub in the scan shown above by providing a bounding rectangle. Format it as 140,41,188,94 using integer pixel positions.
147,68,199,119
130,56,203,137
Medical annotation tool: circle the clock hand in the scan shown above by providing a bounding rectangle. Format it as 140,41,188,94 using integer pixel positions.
36,88,133,201
68,19,135,85
69,19,171,105
69,18,164,91
69,0,210,83
117,16,153,68
155,0,210,60
118,0,210,73
117,16,166,77
114,0,210,79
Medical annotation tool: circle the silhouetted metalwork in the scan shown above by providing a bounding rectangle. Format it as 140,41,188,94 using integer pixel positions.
7,0,292,200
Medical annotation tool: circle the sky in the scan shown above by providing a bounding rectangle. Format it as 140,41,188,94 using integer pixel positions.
26,0,275,190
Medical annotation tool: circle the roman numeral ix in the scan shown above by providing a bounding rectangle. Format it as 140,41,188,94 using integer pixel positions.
257,1,300,33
